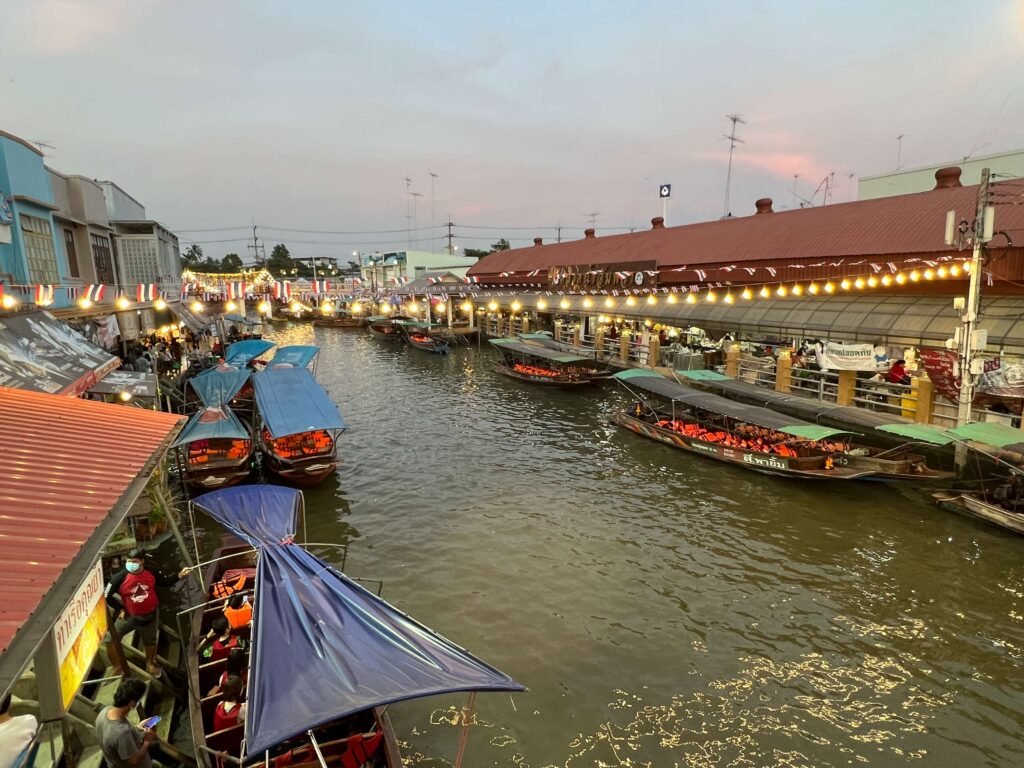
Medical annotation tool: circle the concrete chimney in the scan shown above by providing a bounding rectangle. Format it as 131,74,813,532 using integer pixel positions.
934,166,963,190
755,197,774,214
533,237,543,246
650,216,665,229
584,228,596,239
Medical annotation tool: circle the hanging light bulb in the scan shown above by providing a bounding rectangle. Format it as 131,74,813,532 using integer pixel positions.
776,284,788,297
191,300,204,312
923,268,935,280
759,286,771,298
78,298,93,309
537,298,547,310
963,261,972,273
667,294,677,304
724,292,734,304
705,290,717,302
808,283,819,295
853,277,865,289
839,279,850,290
604,297,614,308
741,287,753,300
881,275,892,287
685,293,697,304
560,298,570,309
582,297,593,308
626,296,636,306
937,266,948,278
950,265,961,277
824,281,835,293
461,301,473,312
895,273,907,285
225,300,238,312
646,294,657,305
792,284,803,296
909,270,921,282
258,300,272,314
511,300,522,311
866,276,878,288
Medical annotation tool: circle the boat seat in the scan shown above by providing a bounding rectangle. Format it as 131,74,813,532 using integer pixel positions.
200,693,222,732
206,723,244,758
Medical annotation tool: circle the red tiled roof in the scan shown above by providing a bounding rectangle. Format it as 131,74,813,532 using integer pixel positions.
0,388,183,665
468,180,1024,279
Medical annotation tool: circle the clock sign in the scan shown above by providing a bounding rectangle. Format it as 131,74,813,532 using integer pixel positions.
634,272,644,286
659,184,671,199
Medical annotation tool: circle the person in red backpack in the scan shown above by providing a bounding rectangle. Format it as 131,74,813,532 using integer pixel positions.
104,549,190,679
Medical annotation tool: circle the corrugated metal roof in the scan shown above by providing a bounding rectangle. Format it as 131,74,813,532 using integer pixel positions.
0,387,183,671
468,179,1024,279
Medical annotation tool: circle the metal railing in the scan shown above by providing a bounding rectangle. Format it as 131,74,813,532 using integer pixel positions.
789,367,839,402
736,358,776,389
852,379,915,416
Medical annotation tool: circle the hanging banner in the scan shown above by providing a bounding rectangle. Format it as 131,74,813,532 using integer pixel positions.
117,310,140,341
918,347,959,402
54,562,107,710
815,342,884,371
96,314,121,349
919,347,1024,409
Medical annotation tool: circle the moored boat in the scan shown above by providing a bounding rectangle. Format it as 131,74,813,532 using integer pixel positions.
491,338,610,386
313,311,367,328
394,320,449,354
367,314,408,340
187,486,525,768
252,366,346,485
933,489,1024,535
612,369,874,480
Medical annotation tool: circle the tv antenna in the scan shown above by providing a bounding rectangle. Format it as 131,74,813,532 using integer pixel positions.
583,212,600,229
31,140,56,155
722,114,746,217
896,133,905,170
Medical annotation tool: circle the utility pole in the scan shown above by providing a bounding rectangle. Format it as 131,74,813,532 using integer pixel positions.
896,134,905,170
953,167,993,473
404,177,412,250
722,114,746,218
445,220,455,255
247,221,265,266
791,175,799,209
429,172,438,253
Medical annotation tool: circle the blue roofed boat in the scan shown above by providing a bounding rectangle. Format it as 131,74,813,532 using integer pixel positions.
266,344,320,370
187,486,524,768
224,339,276,367
253,367,347,486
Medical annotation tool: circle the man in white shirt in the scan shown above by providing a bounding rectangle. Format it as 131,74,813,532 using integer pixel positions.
0,692,37,768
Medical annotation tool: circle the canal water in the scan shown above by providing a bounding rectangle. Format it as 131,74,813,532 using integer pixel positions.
195,323,1024,767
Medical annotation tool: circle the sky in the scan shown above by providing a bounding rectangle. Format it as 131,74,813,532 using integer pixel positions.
2,0,1023,263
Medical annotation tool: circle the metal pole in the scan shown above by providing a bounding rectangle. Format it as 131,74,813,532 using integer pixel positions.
307,731,329,768
954,167,991,474
453,691,477,768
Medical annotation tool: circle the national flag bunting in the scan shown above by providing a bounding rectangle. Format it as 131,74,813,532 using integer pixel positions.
137,283,156,302
463,275,479,284
273,280,292,300
313,279,330,295
83,284,105,302
34,284,54,305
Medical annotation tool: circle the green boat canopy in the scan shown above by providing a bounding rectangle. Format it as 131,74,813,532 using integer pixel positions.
490,338,593,364
777,424,853,441
675,369,732,381
945,422,1024,450
876,423,957,446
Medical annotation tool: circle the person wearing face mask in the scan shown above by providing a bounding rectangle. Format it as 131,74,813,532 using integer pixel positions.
104,549,191,678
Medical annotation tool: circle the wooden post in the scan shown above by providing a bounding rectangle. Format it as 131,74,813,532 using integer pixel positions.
619,332,630,363
837,370,857,406
725,346,740,377
496,314,504,338
554,320,563,343
914,376,935,424
775,355,792,393
572,325,581,347
521,315,530,333
595,329,605,357
648,337,660,369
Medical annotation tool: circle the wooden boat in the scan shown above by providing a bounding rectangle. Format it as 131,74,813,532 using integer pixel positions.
612,370,874,480
187,486,524,768
490,338,610,386
934,490,1024,536
313,313,367,328
393,320,449,354
252,366,347,486
367,315,407,340
174,407,254,491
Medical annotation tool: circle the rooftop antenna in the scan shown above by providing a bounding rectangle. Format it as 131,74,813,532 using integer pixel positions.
847,172,856,202
31,140,56,155
583,212,600,230
791,174,799,209
896,133,905,170
722,114,746,217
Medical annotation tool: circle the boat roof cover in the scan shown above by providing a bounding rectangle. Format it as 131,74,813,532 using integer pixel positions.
490,338,592,364
189,366,250,406
613,370,851,438
876,423,957,445
247,544,524,754
224,339,276,366
945,421,1024,451
675,369,732,381
392,319,432,329
253,367,346,438
267,345,319,369
191,485,299,547
88,370,157,398
172,406,249,448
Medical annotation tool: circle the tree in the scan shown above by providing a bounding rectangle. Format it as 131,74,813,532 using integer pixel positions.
491,238,511,251
463,248,490,259
181,244,203,270
220,253,244,272
267,243,294,276
199,256,222,272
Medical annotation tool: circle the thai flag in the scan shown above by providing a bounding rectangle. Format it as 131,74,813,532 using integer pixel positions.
350,277,363,286
227,281,247,300
463,275,479,284
84,284,105,302
34,284,54,305
614,271,630,280
68,286,81,300
313,279,330,294
136,283,156,302
427,277,439,285
273,280,291,300
527,269,541,277
398,276,410,286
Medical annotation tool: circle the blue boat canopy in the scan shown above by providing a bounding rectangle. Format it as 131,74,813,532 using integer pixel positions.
267,345,319,369
192,485,300,547
189,366,250,406
225,339,276,367
172,406,249,448
253,367,346,438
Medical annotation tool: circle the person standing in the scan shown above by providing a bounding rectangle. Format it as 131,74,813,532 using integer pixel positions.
104,549,190,678
94,679,155,768
0,693,37,768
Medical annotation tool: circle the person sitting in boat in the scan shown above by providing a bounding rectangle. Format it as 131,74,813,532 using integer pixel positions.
222,593,252,630
208,648,248,697
212,676,246,732
200,617,247,663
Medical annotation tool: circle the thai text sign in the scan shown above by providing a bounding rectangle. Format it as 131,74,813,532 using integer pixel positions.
815,342,883,371
548,261,657,292
54,562,107,710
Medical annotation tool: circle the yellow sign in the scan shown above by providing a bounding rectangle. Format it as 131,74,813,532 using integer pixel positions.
54,562,108,710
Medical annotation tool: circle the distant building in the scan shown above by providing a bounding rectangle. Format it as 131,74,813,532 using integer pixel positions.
859,148,1024,200
48,170,118,286
360,249,478,288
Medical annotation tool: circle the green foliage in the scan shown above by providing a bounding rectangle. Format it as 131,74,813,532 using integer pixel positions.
221,253,244,272
199,256,222,272
491,238,511,251
267,243,294,276
181,244,203,270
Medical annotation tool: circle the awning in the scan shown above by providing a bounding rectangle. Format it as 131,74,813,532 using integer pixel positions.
172,406,250,448
490,338,593,364
266,345,319,369
169,301,211,333
253,367,346,438
188,366,250,406
0,387,183,694
191,486,299,548
946,422,1024,452
88,370,158,399
224,339,275,367
0,310,120,396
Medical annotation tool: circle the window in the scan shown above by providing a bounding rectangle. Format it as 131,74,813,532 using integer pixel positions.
116,236,159,286
20,214,59,283
63,228,80,278
90,233,115,284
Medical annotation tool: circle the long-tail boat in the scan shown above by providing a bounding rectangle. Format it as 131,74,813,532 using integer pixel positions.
367,315,403,340
394,320,449,354
490,338,610,386
175,367,255,490
612,369,875,480
265,345,320,373
252,366,346,486
313,309,367,328
187,486,525,768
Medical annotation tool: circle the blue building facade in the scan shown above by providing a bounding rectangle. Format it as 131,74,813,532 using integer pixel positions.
0,131,73,308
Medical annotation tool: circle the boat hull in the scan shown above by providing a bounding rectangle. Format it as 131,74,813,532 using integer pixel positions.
612,411,873,480
184,464,252,491
408,338,449,354
934,491,1024,535
261,451,337,486
493,363,593,386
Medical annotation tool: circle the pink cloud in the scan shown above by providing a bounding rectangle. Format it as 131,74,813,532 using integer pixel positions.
698,149,830,182
8,0,152,56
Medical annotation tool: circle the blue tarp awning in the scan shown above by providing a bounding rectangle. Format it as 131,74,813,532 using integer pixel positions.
225,339,276,367
172,406,249,448
192,485,300,547
253,368,346,438
189,366,250,406
247,544,524,754
267,345,319,369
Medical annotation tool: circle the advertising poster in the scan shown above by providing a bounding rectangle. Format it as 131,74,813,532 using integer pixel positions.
54,562,108,710
815,342,885,371
919,347,1024,411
